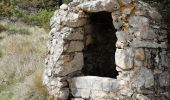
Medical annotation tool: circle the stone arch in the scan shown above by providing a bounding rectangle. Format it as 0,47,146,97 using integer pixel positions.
43,0,170,99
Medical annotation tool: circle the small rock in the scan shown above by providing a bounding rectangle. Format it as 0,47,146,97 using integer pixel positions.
60,4,69,10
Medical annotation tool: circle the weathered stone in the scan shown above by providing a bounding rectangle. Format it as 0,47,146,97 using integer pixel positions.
72,0,92,3
115,48,134,70
71,88,91,99
122,7,133,15
43,0,170,99
66,28,84,40
57,88,70,99
159,71,170,87
69,76,120,92
136,94,150,100
130,39,167,48
160,51,169,67
52,9,87,28
120,0,132,5
78,0,120,12
113,19,124,29
53,53,83,76
148,8,162,20
115,30,133,48
134,29,156,40
50,78,68,88
60,4,69,10
134,48,145,61
72,98,84,100
90,90,118,99
69,76,121,99
129,16,149,30
131,67,154,88
64,41,84,52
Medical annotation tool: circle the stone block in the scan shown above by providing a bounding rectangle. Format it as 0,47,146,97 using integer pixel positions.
129,16,149,30
53,53,84,76
115,48,134,70
71,88,91,99
64,41,84,52
78,0,120,12
66,28,84,40
69,76,120,92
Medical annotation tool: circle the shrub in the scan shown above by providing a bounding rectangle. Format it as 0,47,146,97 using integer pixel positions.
30,70,49,100
0,24,6,32
0,3,12,17
13,9,53,29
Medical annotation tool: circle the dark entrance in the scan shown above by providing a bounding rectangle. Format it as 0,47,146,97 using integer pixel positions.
82,12,118,78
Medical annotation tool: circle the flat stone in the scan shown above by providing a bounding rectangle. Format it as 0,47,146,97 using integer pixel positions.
64,41,84,52
78,0,120,12
129,16,149,30
53,9,87,27
71,88,91,99
67,28,84,40
115,48,134,70
69,76,120,92
130,40,167,48
53,53,83,76
134,28,157,40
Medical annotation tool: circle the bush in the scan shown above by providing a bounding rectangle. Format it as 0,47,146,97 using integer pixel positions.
0,3,12,17
0,24,6,32
13,9,53,29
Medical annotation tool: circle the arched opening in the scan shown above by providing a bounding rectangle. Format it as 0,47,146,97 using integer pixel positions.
82,12,118,78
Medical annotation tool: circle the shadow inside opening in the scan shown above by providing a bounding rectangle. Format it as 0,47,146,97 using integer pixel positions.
82,12,118,78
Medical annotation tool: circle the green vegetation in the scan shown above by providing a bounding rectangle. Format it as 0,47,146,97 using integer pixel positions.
0,0,67,29
13,9,53,29
0,20,48,99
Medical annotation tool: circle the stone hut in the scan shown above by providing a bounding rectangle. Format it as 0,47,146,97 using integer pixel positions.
43,0,170,99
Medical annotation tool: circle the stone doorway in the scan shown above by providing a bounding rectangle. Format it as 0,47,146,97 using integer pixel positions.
43,0,170,99
82,12,118,78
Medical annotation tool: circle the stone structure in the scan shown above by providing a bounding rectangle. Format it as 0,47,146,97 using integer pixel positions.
43,0,170,99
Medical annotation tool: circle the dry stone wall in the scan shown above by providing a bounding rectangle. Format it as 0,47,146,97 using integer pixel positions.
43,0,170,99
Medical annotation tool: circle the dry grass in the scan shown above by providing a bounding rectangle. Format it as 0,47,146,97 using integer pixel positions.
0,19,49,100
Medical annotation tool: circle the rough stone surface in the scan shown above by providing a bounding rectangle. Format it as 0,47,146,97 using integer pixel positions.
115,48,134,70
131,67,154,89
69,76,120,99
159,71,170,87
78,0,120,12
43,0,170,99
